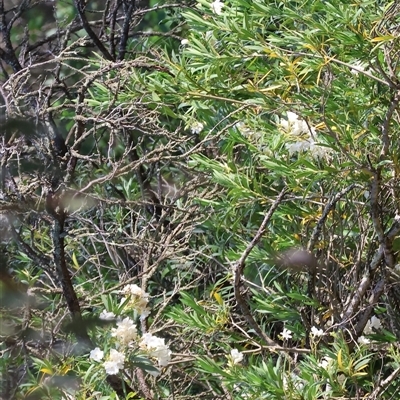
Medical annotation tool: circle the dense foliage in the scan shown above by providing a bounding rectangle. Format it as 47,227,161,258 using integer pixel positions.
1,0,400,399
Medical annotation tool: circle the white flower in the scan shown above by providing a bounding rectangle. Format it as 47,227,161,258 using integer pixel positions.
122,284,147,298
370,315,382,329
210,0,223,15
280,112,311,137
286,139,312,156
309,141,332,159
357,335,371,345
181,38,189,46
103,349,125,375
230,349,244,365
103,361,120,375
363,316,382,334
121,284,150,317
280,112,312,155
280,112,332,159
318,356,332,370
281,328,292,340
90,347,104,362
99,310,115,321
140,333,171,367
310,326,324,337
191,121,204,134
111,317,138,345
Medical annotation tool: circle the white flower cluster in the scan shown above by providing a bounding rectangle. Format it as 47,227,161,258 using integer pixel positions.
211,0,223,15
111,317,138,345
280,112,331,159
190,121,204,134
357,335,371,345
89,284,171,376
139,333,172,368
230,348,244,365
120,284,150,319
90,348,126,375
310,326,324,337
99,310,116,321
103,349,125,375
355,315,382,346
363,315,382,335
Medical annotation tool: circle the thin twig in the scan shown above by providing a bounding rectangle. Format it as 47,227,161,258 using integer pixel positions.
380,92,400,158
307,183,361,251
232,187,287,346
74,0,114,61
368,366,400,399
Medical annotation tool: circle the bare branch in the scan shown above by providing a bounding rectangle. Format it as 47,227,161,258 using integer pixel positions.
232,187,287,346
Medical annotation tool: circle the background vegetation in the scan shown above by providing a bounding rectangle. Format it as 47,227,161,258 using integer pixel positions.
1,0,400,399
